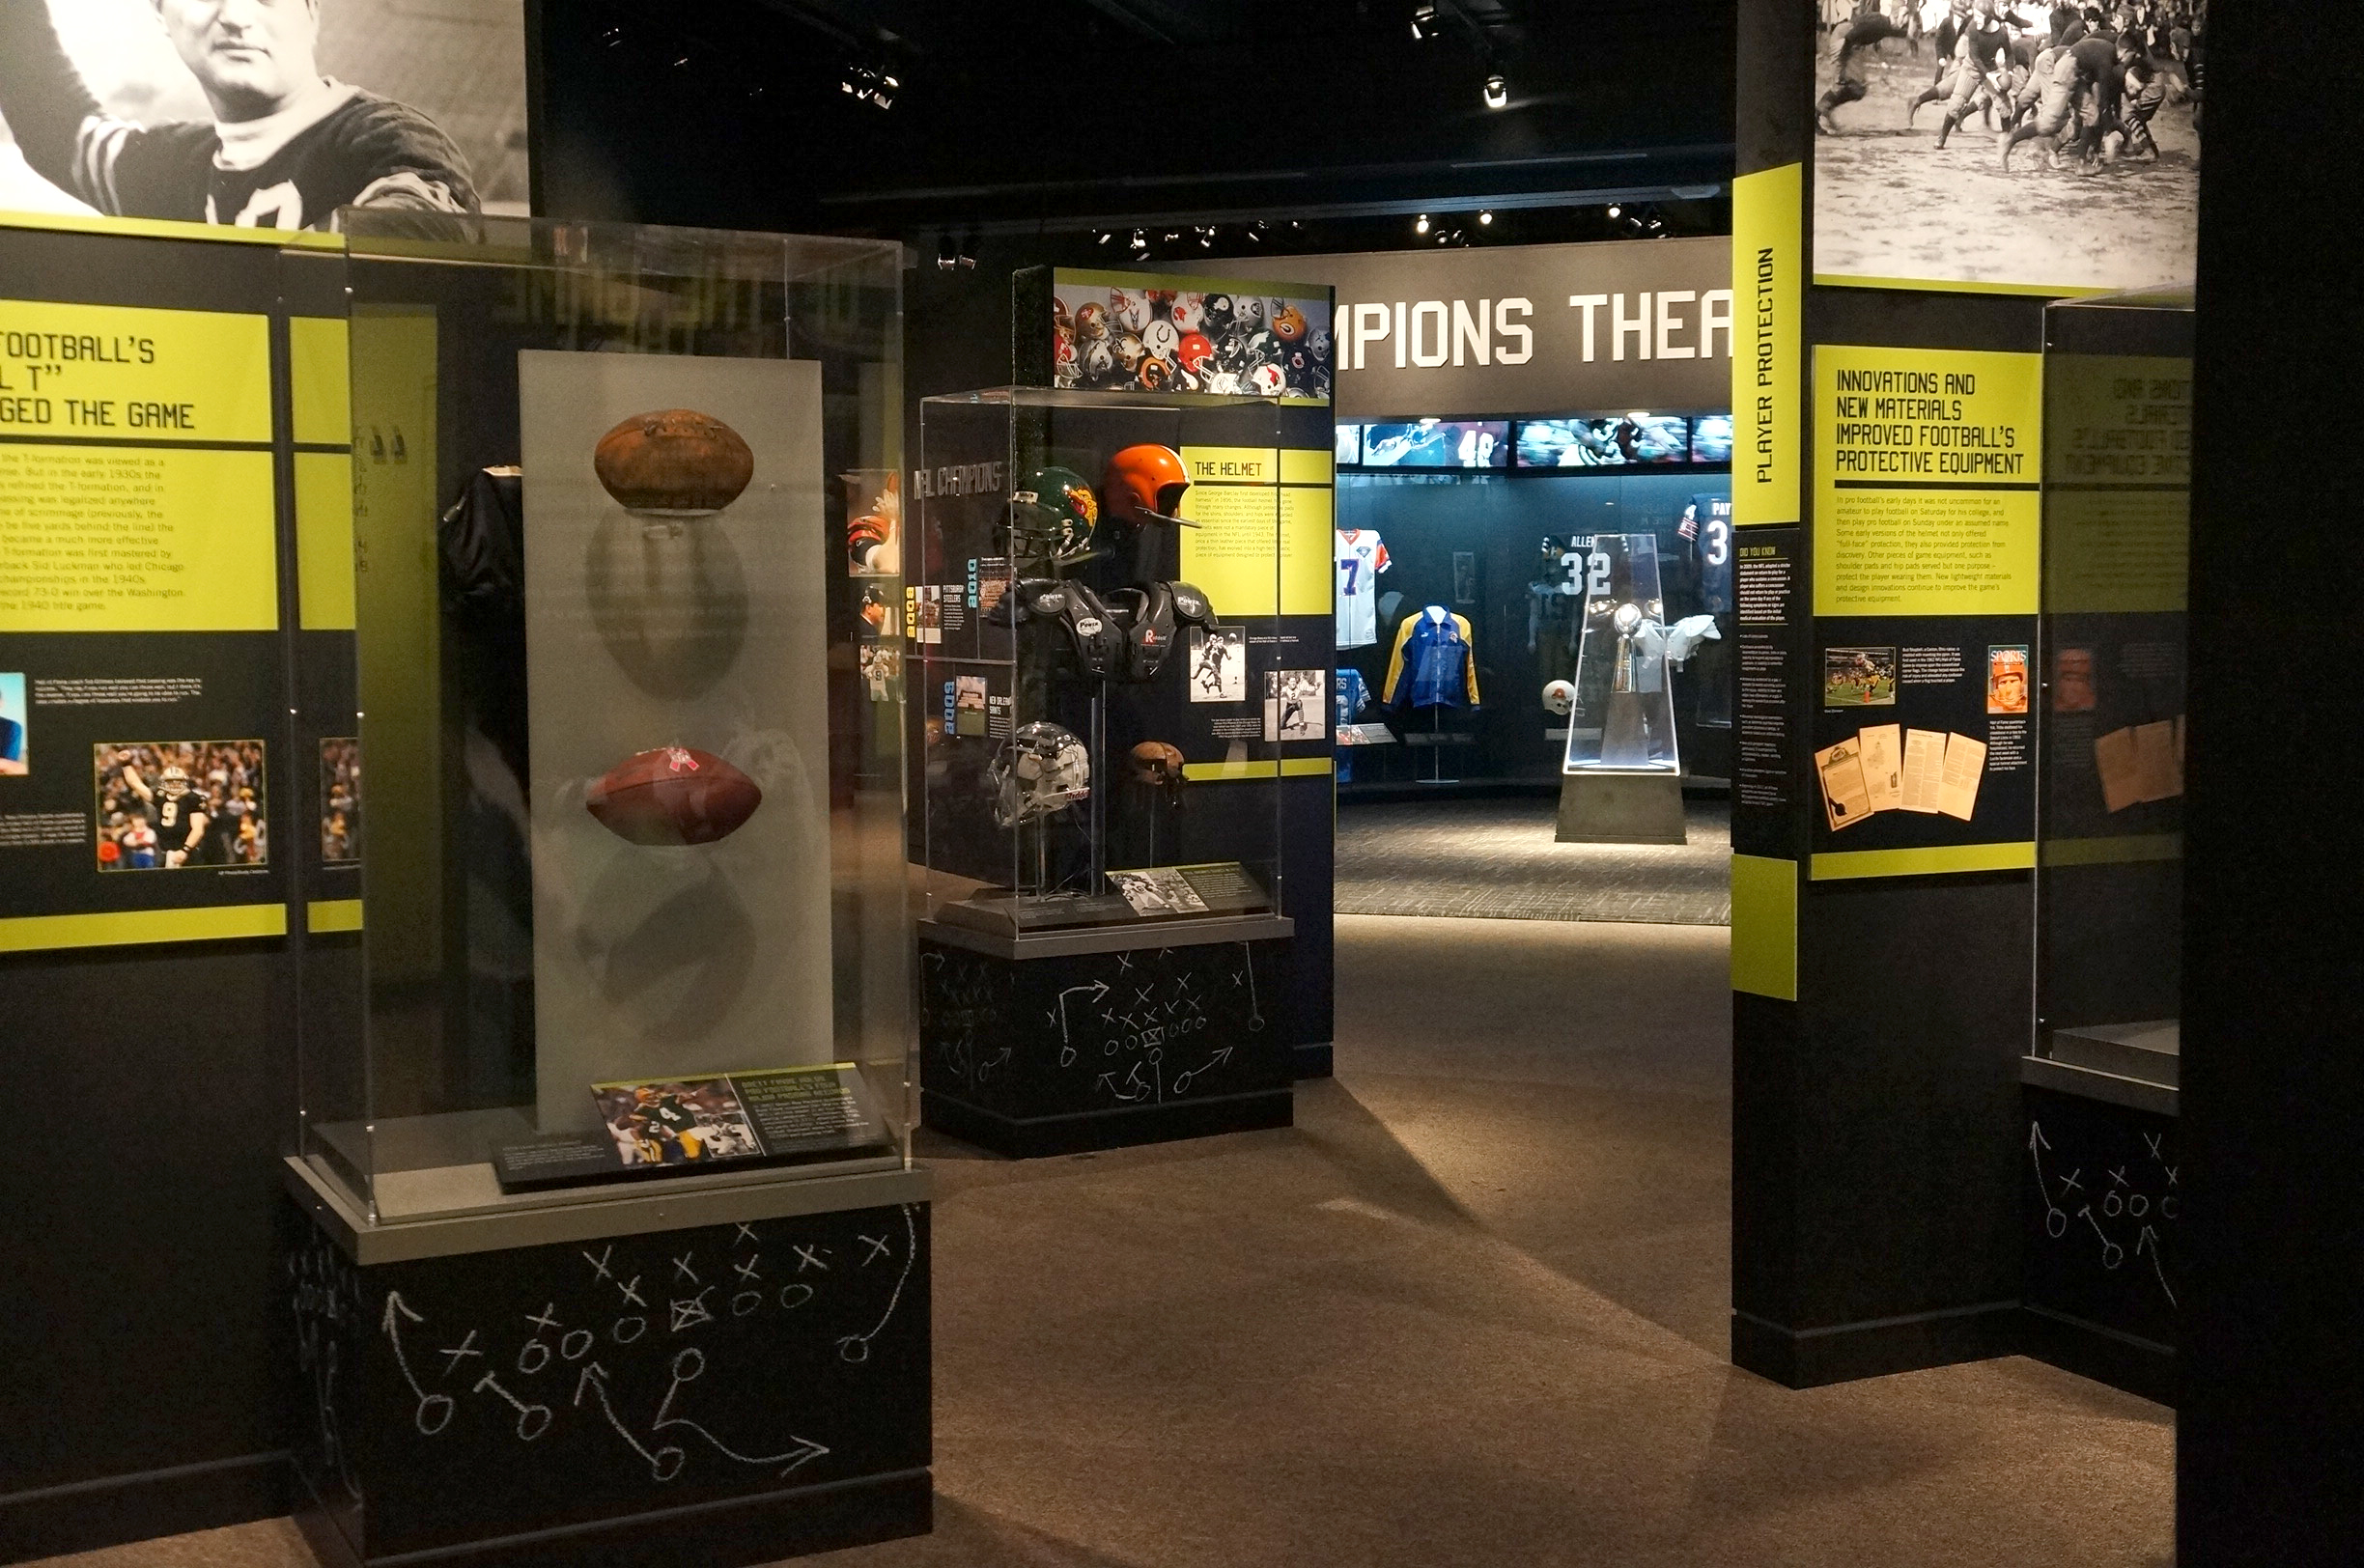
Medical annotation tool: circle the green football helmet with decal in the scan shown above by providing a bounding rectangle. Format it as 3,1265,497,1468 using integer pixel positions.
1009,465,1100,566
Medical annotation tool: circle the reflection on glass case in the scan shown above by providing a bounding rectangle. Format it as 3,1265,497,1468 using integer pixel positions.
915,388,1289,944
1562,533,1683,774
291,214,909,1224
2034,291,2192,1093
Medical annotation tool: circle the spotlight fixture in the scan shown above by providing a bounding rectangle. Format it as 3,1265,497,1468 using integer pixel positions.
841,64,897,110
1196,226,1217,250
601,25,625,47
1096,230,1113,246
1482,73,1507,110
1478,210,1494,225
1129,230,1148,253
1606,203,1622,219
1415,213,1431,236
1410,3,1437,40
672,53,691,70
1164,231,1182,244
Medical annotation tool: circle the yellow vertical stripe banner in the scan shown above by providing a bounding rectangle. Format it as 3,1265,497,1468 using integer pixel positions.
1731,854,1798,1001
1731,164,1802,527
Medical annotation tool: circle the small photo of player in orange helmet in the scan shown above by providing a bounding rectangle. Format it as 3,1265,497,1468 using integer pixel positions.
1987,646,2031,715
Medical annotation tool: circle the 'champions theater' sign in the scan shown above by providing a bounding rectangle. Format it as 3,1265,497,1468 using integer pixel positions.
1183,236,1731,419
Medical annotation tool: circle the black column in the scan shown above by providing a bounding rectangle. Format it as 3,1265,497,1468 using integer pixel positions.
2178,1,2364,1559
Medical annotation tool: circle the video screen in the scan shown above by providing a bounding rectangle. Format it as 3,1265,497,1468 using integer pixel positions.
1335,423,1365,464
1691,414,1734,463
1514,415,1692,467
1359,420,1509,469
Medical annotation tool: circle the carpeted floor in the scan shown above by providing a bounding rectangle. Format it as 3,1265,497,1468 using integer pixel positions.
1337,795,1731,925
33,916,2171,1568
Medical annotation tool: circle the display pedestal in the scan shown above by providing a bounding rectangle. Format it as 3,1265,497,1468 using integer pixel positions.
285,1161,932,1568
1555,773,1687,845
2016,1073,2180,1406
918,920,1296,1159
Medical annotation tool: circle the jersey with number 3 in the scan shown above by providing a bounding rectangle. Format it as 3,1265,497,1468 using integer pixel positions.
1679,494,1733,615
1335,529,1392,648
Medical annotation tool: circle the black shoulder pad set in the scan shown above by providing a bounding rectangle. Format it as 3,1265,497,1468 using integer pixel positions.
993,577,1218,683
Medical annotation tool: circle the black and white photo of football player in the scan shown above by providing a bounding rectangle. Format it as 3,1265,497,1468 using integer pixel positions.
0,0,527,231
1188,626,1246,703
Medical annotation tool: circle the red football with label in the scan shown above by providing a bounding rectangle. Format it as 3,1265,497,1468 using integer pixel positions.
585,746,763,846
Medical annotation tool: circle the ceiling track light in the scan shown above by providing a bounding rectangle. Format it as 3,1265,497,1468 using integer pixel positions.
1482,72,1508,110
1478,210,1494,225
1414,213,1430,235
1410,3,1437,41
841,62,898,110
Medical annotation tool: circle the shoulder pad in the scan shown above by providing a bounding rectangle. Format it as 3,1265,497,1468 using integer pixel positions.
1168,581,1216,626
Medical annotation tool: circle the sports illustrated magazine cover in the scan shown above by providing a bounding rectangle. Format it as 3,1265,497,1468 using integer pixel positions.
1813,1,2204,292
0,0,528,233
593,1078,765,1169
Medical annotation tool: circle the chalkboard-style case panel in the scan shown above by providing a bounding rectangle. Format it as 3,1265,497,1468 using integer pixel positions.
917,931,1293,1158
282,213,911,1226
2020,1084,2178,1405
291,1199,930,1567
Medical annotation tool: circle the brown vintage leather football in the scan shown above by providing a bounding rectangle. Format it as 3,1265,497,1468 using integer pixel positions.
593,409,755,514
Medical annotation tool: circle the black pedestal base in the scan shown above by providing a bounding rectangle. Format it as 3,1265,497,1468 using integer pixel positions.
1731,1301,2018,1388
922,1085,1293,1160
918,934,1295,1160
290,1190,932,1568
295,1466,931,1568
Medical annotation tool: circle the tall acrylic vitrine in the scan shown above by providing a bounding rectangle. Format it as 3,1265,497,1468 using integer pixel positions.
1561,531,1683,775
278,213,930,1568
914,388,1291,940
287,214,912,1223
2031,288,2192,1102
911,387,1301,1157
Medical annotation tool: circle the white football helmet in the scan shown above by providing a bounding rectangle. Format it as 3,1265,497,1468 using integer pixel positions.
1542,680,1576,716
990,722,1091,828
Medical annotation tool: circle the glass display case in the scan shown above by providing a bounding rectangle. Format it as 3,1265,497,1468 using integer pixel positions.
1331,464,1731,788
290,213,909,1224
1561,532,1688,774
2033,288,2192,1094
914,388,1291,944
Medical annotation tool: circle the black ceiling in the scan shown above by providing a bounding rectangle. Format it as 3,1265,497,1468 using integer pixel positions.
536,0,1735,237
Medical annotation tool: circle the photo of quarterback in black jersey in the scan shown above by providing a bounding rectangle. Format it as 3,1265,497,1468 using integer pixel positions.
0,0,499,232
96,740,267,871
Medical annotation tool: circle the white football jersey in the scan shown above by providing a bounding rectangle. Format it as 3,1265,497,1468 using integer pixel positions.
1335,529,1392,648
